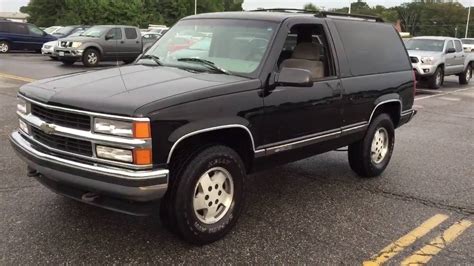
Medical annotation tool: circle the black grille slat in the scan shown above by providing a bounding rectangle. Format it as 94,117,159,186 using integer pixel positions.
32,104,91,130
32,127,93,157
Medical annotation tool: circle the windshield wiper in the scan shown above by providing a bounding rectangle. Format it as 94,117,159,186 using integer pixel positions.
177,57,229,74
139,54,163,66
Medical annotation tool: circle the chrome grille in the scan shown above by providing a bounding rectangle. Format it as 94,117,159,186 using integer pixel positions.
31,104,91,131
31,127,93,157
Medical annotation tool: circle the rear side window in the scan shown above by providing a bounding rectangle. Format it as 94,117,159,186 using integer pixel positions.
27,25,44,36
454,40,463,52
9,23,28,34
0,22,9,32
334,20,410,76
125,28,138,39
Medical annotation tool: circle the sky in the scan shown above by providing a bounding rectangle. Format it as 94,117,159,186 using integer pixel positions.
0,0,471,12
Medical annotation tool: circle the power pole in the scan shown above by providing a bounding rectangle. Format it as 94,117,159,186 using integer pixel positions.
348,1,351,14
466,4,471,38
195,0,197,15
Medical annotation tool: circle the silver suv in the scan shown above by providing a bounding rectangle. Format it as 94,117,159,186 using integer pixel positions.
406,36,474,89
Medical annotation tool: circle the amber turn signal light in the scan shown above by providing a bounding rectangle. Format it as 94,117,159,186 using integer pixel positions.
133,149,152,165
133,121,151,138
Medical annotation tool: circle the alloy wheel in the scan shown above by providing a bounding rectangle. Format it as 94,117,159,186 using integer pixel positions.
371,127,389,164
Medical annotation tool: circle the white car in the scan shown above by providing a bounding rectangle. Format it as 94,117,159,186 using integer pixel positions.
41,30,85,59
461,38,474,52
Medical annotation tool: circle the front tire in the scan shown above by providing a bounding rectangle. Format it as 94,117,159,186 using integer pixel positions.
428,67,443,89
61,59,75,66
459,64,472,85
0,41,10,53
161,145,246,245
82,48,100,67
348,114,395,178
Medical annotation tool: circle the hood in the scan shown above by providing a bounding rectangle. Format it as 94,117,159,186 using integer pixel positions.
19,65,248,116
59,36,100,42
407,50,443,58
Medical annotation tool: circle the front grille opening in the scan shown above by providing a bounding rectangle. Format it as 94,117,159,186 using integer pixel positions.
31,104,91,131
32,127,93,157
410,57,419,63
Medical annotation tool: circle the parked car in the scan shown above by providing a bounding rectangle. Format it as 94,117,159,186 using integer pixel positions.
42,29,87,59
142,32,162,52
51,25,89,38
461,38,474,52
54,25,143,66
43,26,62,35
149,27,169,35
406,36,474,89
0,20,57,53
10,10,416,245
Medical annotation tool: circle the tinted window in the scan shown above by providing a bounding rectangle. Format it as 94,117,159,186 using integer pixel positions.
0,22,10,32
107,28,122,40
446,40,454,51
27,25,44,36
405,39,445,52
454,40,463,52
334,20,410,76
125,28,138,39
9,23,28,34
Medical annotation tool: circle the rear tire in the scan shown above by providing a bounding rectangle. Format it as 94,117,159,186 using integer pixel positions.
0,41,10,53
160,145,245,245
427,67,443,89
82,48,100,67
348,114,395,178
459,64,472,85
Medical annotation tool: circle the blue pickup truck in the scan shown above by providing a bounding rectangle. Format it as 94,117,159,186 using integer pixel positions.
0,20,57,53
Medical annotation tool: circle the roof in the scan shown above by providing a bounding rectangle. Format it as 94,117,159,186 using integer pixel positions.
183,11,318,22
0,12,28,19
413,36,458,41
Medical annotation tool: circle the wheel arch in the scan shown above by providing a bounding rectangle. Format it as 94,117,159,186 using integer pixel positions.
83,44,103,58
369,97,402,127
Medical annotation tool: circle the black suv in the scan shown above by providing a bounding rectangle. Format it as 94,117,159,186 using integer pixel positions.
10,10,416,245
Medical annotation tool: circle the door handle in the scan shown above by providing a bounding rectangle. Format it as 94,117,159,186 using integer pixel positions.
136,41,139,43
120,41,124,44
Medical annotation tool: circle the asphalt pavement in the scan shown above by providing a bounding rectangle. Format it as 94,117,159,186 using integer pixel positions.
0,53,472,264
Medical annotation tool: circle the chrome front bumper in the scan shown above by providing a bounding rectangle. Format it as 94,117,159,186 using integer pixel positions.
10,131,169,204
412,62,437,76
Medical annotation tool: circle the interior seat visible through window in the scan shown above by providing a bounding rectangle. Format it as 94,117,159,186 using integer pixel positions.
280,42,324,80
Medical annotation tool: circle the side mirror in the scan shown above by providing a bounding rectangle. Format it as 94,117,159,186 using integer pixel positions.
105,34,114,40
276,68,313,87
446,47,456,54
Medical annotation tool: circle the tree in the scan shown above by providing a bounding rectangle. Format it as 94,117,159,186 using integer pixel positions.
303,3,319,12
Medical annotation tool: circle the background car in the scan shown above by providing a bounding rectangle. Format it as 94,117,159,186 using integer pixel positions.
43,26,62,34
461,38,474,52
51,25,88,38
142,32,162,52
42,29,87,59
0,20,57,53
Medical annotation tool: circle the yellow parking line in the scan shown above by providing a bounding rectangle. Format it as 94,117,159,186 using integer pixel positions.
363,214,449,266
401,219,472,265
0,72,36,83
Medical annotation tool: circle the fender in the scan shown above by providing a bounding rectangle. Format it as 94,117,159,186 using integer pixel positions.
82,43,104,57
369,93,402,124
166,117,261,164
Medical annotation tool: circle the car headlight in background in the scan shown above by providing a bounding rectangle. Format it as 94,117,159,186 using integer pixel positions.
94,118,151,138
420,56,434,64
17,98,29,115
71,42,82,48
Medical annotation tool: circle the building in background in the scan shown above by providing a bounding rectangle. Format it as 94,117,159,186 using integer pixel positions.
0,12,28,23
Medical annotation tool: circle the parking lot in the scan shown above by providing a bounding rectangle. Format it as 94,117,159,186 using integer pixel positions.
0,53,473,264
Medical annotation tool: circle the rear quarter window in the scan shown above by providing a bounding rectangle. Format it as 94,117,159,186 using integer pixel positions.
0,22,9,32
125,28,138,39
334,20,411,76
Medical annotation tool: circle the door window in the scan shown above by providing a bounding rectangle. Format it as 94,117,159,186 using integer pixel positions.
125,28,138,39
9,23,28,34
106,28,122,40
445,40,454,52
27,25,44,36
0,22,10,32
454,40,463,52
277,23,335,80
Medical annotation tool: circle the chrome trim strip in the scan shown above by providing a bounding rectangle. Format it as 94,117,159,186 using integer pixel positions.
11,131,168,180
18,112,151,150
368,99,402,124
19,94,149,122
266,130,340,155
18,130,152,170
258,128,341,150
166,124,258,164
401,109,414,117
341,123,368,136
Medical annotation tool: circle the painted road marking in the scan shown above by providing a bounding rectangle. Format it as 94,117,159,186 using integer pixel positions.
363,214,449,266
415,87,473,101
401,219,472,265
0,72,36,83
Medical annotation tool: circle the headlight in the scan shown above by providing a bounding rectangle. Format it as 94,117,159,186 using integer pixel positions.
94,118,151,138
71,42,82,48
96,145,133,163
17,98,29,115
420,56,434,64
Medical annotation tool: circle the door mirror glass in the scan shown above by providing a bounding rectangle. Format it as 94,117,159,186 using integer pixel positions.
276,68,313,87
446,47,456,54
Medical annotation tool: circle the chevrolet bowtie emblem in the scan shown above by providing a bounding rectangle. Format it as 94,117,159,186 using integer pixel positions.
40,123,56,135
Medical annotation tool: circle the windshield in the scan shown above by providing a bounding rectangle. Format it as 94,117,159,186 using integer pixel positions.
81,26,108,38
405,39,445,52
53,26,75,36
44,26,61,34
70,30,85,37
142,19,277,77
461,39,474,45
